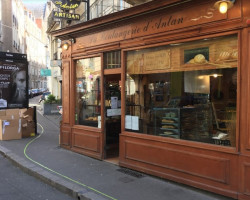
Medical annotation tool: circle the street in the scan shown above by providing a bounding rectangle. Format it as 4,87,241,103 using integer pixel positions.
0,96,74,200
0,153,74,200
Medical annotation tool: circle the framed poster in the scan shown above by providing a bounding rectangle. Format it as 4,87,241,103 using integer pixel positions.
0,55,28,109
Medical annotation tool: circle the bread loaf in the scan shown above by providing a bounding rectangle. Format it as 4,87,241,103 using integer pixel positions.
219,51,230,60
193,54,207,64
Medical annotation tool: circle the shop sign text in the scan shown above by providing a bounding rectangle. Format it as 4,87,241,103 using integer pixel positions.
53,11,80,20
77,2,226,49
52,0,81,10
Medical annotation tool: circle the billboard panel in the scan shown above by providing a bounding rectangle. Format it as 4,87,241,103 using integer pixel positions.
0,58,28,109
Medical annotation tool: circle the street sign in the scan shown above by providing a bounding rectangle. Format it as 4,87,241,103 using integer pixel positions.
41,69,52,77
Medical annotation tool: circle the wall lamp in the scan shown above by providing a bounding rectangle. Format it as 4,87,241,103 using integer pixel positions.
214,0,235,14
62,42,70,50
61,38,76,51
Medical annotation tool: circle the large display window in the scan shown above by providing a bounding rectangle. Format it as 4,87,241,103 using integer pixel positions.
125,34,238,146
75,57,101,128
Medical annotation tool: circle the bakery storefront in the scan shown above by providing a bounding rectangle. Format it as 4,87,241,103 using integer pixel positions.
52,0,250,199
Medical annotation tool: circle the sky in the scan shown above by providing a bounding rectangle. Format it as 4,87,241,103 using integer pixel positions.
22,0,47,18
22,0,47,3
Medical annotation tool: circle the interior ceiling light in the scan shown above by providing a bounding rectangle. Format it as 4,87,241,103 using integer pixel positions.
214,0,235,14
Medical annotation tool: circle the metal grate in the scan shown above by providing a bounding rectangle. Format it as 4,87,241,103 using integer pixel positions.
117,168,145,178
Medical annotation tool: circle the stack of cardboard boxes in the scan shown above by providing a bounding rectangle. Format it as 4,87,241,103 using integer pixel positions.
0,107,36,140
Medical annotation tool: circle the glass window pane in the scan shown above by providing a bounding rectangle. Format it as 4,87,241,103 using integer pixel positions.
125,34,237,147
104,51,121,69
75,57,101,128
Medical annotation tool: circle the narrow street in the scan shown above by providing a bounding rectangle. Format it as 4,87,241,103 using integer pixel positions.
0,154,74,200
0,96,74,200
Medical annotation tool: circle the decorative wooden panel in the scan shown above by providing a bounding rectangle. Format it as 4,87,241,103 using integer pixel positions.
60,124,71,148
120,134,238,198
62,61,70,124
243,163,250,195
71,127,102,159
239,155,250,200
124,140,230,184
246,29,250,152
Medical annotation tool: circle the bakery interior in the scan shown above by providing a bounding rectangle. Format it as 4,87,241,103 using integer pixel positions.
125,34,237,146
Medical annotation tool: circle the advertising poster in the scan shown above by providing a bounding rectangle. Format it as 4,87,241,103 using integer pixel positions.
0,58,28,109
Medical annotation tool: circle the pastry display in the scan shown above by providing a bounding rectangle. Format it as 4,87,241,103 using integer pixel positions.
216,49,238,62
230,50,238,59
158,109,180,138
218,51,231,60
162,119,174,123
86,116,98,121
162,125,175,129
188,54,208,64
164,131,174,135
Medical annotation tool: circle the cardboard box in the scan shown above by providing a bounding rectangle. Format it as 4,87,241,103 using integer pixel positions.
0,119,22,140
19,108,27,117
22,107,34,122
0,110,6,116
22,119,35,138
6,109,20,119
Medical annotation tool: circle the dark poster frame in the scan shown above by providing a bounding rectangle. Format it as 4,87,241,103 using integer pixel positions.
0,52,28,109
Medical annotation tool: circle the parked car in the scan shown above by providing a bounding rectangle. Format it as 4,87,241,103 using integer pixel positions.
28,90,33,98
31,89,38,96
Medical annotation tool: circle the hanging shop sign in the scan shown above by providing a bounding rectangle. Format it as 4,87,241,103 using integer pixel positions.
53,11,80,21
52,0,81,10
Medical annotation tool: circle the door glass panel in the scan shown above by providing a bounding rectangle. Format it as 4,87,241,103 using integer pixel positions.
75,57,101,128
105,76,121,158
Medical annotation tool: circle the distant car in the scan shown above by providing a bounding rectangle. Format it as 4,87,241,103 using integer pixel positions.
28,90,33,98
31,89,39,96
39,92,51,103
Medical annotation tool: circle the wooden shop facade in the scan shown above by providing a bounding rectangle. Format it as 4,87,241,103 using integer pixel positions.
51,0,250,199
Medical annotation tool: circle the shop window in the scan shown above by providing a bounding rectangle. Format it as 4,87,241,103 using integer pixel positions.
75,57,101,128
125,34,237,147
104,51,121,69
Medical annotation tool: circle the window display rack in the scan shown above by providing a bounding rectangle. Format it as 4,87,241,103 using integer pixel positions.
153,108,181,139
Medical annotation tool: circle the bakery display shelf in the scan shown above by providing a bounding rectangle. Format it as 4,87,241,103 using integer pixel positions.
217,119,234,122
161,122,179,126
159,134,179,138
162,117,179,121
160,128,179,132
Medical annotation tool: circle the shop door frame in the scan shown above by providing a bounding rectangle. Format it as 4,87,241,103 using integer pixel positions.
103,74,121,159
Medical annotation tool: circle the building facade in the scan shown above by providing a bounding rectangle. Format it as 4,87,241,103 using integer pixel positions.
0,0,47,91
24,6,47,90
46,0,133,100
0,0,14,52
52,0,250,199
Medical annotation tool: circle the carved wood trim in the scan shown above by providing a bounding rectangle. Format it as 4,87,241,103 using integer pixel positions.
124,140,231,184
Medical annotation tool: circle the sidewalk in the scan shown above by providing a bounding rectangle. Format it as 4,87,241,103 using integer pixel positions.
0,109,234,200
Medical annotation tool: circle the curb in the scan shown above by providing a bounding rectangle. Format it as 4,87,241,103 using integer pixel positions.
0,145,108,200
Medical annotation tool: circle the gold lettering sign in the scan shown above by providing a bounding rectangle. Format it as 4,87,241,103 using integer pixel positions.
52,0,81,10
127,49,171,74
76,2,228,50
144,49,171,71
53,11,80,21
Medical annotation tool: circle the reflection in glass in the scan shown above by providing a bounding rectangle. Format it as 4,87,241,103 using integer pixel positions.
75,57,101,128
125,35,237,147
